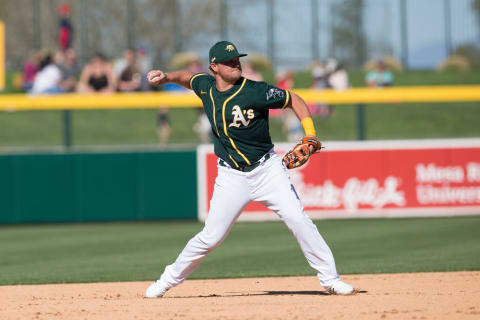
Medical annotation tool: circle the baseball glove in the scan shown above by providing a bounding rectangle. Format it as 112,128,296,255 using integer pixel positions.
282,136,323,169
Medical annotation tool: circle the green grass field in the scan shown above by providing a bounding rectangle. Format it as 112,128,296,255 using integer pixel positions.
1,216,479,285
1,71,479,148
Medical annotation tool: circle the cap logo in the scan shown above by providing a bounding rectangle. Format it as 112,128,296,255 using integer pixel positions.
226,45,235,52
211,57,216,62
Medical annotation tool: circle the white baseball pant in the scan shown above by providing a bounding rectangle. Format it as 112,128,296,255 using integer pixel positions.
157,151,341,289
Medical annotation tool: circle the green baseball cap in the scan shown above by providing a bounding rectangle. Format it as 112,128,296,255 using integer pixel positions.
209,41,247,63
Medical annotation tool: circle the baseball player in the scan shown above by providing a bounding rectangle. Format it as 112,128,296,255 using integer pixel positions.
145,41,355,297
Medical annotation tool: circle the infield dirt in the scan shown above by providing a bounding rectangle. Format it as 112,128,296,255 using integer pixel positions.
0,271,479,320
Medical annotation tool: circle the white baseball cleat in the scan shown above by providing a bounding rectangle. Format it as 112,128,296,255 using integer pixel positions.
327,280,356,295
145,280,169,298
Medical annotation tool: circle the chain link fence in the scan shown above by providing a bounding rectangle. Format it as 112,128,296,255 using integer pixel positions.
0,0,478,71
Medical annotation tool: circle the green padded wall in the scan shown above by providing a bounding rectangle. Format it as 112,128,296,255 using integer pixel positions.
0,151,197,224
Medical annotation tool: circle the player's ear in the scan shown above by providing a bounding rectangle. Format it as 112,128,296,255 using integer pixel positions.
209,63,218,73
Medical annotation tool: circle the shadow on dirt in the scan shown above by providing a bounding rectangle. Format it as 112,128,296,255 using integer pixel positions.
167,290,367,298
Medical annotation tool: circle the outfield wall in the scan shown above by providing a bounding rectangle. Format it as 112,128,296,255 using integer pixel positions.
197,138,480,221
2,138,480,225
0,151,197,224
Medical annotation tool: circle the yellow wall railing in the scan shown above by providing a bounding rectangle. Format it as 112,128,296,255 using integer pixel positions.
0,21,5,91
1,85,480,111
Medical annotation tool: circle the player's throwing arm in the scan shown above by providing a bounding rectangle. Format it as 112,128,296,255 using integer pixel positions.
282,93,324,169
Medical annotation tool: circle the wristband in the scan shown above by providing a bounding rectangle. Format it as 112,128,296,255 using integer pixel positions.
301,117,316,136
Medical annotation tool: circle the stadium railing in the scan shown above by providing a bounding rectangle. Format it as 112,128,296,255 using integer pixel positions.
1,85,480,146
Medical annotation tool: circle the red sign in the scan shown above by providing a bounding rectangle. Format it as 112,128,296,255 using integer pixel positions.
197,139,480,221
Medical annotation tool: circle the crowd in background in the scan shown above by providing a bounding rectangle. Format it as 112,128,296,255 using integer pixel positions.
15,2,398,145
20,47,395,145
20,0,394,145
23,47,151,95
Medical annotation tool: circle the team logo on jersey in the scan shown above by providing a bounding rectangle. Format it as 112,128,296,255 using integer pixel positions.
229,105,254,128
266,88,285,101
226,45,235,52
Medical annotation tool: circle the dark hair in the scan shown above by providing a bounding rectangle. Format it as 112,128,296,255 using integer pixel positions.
92,52,107,61
39,55,52,70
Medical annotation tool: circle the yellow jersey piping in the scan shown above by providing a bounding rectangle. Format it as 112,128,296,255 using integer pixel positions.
282,90,291,109
209,88,220,137
222,77,251,166
229,155,240,168
189,73,207,89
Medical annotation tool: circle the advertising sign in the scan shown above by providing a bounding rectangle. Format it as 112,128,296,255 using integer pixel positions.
197,139,480,221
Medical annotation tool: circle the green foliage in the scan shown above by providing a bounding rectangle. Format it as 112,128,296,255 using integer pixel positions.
451,44,480,70
437,55,471,72
246,53,273,72
0,216,479,285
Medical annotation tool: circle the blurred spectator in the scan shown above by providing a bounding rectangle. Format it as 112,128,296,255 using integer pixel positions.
365,60,394,87
275,70,303,142
242,61,263,82
115,49,142,92
193,108,212,144
31,52,65,94
310,59,349,118
136,46,154,91
57,48,78,92
325,59,349,91
310,63,331,118
275,69,295,90
156,107,171,148
77,53,117,93
58,2,73,51
186,58,203,74
186,58,212,143
311,64,329,89
22,51,42,92
156,82,183,146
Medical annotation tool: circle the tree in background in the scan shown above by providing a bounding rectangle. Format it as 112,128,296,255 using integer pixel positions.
0,0,221,71
474,0,480,30
330,0,367,69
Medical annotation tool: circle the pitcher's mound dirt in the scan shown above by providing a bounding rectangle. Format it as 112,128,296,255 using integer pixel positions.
0,271,479,320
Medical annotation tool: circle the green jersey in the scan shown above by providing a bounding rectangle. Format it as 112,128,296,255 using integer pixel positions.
190,73,291,169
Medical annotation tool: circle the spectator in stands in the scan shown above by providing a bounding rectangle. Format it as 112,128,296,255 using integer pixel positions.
311,64,329,90
242,61,263,82
115,48,142,92
310,63,331,118
275,69,295,90
325,58,349,91
31,52,65,94
156,107,171,148
310,59,349,118
184,58,212,144
365,59,394,87
275,70,303,142
136,45,154,91
58,2,73,51
57,48,78,92
22,51,42,92
193,107,212,144
77,53,117,93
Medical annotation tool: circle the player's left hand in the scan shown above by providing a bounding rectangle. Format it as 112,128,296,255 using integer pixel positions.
282,136,323,169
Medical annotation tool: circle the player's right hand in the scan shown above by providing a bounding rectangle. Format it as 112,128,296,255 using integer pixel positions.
147,70,167,87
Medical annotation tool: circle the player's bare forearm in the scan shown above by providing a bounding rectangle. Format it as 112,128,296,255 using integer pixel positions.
287,92,317,138
288,93,312,122
147,70,195,89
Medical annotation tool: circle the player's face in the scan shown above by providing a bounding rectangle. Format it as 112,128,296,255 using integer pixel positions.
213,57,242,82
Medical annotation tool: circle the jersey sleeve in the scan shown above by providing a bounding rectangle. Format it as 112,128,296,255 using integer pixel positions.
189,73,212,97
255,82,291,110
